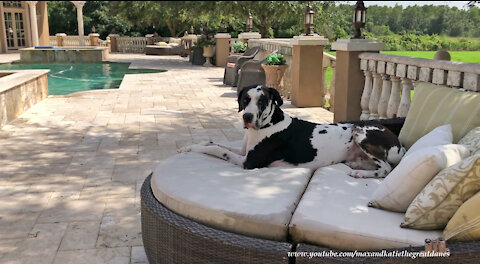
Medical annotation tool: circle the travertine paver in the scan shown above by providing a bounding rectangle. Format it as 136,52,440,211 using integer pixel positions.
0,53,333,263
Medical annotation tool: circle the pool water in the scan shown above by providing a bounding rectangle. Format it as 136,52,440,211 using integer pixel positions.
0,62,163,95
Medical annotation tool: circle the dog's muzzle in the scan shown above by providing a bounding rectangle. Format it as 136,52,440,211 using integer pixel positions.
243,113,254,129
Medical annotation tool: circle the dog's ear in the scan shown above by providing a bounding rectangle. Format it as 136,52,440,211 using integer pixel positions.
237,88,246,112
268,88,283,107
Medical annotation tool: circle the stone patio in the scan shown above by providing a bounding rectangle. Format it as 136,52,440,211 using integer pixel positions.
0,53,332,264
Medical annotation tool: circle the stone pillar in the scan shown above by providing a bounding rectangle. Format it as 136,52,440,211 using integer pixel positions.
215,33,231,67
290,35,328,107
331,39,385,122
26,1,39,47
108,34,119,52
36,1,50,46
145,34,154,45
56,33,66,47
89,33,99,46
238,32,261,45
72,1,86,46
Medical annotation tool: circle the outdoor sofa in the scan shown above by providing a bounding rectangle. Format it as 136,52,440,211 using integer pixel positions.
141,82,480,263
145,38,182,56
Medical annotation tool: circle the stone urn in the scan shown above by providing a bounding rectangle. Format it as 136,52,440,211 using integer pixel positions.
203,45,214,67
261,64,288,90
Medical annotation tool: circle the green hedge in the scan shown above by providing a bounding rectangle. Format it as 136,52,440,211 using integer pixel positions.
362,33,480,51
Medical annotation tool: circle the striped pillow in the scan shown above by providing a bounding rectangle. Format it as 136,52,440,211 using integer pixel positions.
399,82,480,149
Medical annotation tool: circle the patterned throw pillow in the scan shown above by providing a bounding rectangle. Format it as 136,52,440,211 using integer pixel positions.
398,82,480,149
444,191,480,242
459,127,480,156
402,155,480,230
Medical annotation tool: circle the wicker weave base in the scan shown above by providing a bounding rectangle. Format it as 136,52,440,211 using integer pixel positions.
141,174,292,264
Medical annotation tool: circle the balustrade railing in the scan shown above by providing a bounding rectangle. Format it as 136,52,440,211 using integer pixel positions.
358,53,480,120
248,38,336,110
49,36,57,46
116,36,148,53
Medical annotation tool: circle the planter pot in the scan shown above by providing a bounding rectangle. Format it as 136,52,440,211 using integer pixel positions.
261,64,288,90
203,45,214,67
203,45,214,58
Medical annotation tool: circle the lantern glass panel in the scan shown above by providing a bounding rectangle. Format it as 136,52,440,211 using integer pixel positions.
362,10,366,23
356,10,362,22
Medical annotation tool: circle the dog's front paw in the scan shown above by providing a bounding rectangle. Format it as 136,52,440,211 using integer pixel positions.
177,145,192,153
348,170,370,179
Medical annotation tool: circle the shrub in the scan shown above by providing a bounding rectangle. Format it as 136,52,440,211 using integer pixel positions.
265,53,286,65
232,42,246,53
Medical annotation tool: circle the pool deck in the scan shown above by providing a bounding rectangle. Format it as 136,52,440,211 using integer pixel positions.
0,53,332,264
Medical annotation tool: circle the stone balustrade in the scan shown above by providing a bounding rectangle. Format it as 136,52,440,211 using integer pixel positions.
248,38,335,109
358,52,480,120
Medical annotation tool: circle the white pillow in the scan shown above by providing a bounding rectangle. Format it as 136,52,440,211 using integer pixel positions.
369,144,470,212
404,124,453,158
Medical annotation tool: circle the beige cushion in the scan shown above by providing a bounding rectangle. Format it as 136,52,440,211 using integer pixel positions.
459,127,480,156
369,144,470,212
151,150,313,241
444,191,480,242
168,37,182,44
402,154,480,230
404,124,452,158
398,82,480,149
226,62,236,68
289,164,441,250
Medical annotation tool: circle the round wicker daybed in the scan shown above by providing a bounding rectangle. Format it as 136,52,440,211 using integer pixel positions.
141,118,480,264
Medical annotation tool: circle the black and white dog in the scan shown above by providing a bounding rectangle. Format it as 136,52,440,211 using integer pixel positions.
179,85,405,178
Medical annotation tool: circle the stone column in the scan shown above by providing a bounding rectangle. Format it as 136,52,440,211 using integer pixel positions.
72,1,86,46
214,33,231,67
331,39,385,122
108,34,119,52
55,33,66,47
290,34,328,107
238,32,261,45
26,1,39,47
89,33,99,46
36,1,50,46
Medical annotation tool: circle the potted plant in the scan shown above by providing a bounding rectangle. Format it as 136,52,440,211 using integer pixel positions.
232,41,247,55
261,53,287,90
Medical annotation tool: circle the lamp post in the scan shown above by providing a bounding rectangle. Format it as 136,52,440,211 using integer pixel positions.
91,25,96,34
352,1,367,39
220,19,226,32
246,11,253,32
304,4,314,36
190,25,194,35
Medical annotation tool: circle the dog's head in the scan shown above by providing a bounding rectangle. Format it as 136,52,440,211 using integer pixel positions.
237,85,283,130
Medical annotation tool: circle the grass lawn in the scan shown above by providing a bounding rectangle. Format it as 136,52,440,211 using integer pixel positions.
324,51,480,87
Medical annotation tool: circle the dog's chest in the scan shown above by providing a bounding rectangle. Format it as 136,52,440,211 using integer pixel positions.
245,115,292,152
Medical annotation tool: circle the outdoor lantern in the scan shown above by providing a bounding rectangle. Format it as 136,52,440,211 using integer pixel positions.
352,1,367,39
304,4,314,36
190,25,194,34
246,11,253,32
220,19,226,32
91,26,96,34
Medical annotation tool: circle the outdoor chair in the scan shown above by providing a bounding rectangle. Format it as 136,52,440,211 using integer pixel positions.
236,57,266,95
223,46,261,86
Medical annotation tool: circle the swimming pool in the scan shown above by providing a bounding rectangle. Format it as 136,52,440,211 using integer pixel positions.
0,62,164,95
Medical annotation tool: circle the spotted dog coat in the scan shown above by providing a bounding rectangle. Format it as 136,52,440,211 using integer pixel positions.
179,85,406,178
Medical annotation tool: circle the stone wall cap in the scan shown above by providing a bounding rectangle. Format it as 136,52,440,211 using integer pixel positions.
55,33,67,37
331,38,385,51
290,34,328,46
88,33,100,37
215,33,232,39
238,32,262,39
108,34,120,37
145,34,155,37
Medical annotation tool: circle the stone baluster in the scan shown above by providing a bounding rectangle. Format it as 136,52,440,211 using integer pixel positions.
397,78,413,117
387,76,401,118
368,71,382,120
360,70,373,120
378,74,391,119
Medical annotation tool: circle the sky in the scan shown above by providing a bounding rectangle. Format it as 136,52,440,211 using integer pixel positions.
346,1,471,10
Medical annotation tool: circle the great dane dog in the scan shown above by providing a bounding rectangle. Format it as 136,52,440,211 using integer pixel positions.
179,85,406,178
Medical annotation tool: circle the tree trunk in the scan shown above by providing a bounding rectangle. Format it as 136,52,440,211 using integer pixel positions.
166,20,176,37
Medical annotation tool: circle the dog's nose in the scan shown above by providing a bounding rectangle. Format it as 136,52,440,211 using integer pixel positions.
243,113,253,124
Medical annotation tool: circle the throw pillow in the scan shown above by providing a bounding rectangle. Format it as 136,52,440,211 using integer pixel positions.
369,144,470,212
404,124,452,158
398,82,480,149
444,191,480,242
402,154,480,230
459,127,480,156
